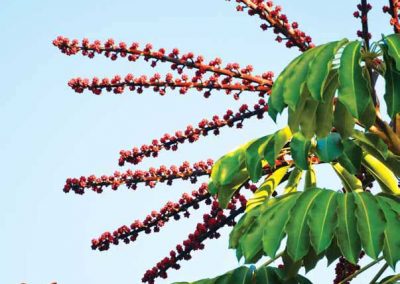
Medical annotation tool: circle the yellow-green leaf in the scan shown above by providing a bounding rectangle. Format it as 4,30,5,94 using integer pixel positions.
332,162,363,192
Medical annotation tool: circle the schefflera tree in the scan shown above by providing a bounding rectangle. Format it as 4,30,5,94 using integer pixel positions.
53,0,400,283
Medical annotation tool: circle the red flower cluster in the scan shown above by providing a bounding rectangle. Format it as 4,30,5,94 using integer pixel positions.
63,160,213,194
333,251,365,284
118,99,269,166
52,36,272,87
383,1,400,33
91,183,211,251
230,0,314,50
66,72,270,97
141,193,247,284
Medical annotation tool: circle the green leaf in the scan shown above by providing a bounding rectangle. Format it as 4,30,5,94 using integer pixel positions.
255,266,281,284
283,168,303,194
299,91,320,139
288,91,309,133
286,188,325,261
338,40,372,119
334,101,355,139
353,192,385,259
336,193,361,264
376,196,400,269
352,130,388,160
283,46,323,110
269,55,303,121
332,162,363,192
173,266,251,284
216,169,249,208
382,44,400,119
315,71,338,137
245,135,273,182
307,39,348,101
378,194,400,214
316,132,344,162
385,34,400,72
337,139,362,174
362,153,400,195
264,127,292,166
290,132,311,170
308,189,338,254
262,193,301,257
246,165,290,212
359,99,376,130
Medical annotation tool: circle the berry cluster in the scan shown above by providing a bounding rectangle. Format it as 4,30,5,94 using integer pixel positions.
230,0,313,51
52,36,273,86
66,72,270,97
118,99,269,166
91,183,211,251
141,193,247,284
354,1,372,43
383,1,400,33
333,252,365,284
63,160,213,194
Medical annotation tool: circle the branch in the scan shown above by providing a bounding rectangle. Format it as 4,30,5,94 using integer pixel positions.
118,100,269,166
229,0,314,51
53,36,273,86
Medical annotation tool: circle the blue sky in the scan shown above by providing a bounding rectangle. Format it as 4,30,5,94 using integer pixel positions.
0,0,394,283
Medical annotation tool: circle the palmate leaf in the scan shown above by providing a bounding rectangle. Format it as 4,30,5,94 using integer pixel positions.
173,265,313,284
333,101,355,139
385,34,400,72
338,40,372,119
316,132,344,162
286,188,325,261
308,190,337,254
382,43,400,119
376,195,400,269
290,132,311,170
245,135,273,182
353,192,385,259
232,189,400,271
307,39,348,101
282,46,323,110
335,193,361,264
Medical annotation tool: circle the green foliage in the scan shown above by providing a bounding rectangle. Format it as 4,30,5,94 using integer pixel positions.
230,189,400,268
173,266,312,284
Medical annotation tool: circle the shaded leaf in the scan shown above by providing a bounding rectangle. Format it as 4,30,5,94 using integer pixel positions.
316,132,344,162
334,101,355,139
385,34,400,72
264,127,292,166
382,44,400,119
245,135,273,182
352,130,388,160
337,139,362,174
290,132,311,170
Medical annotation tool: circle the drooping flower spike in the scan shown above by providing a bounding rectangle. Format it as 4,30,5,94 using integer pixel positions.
141,193,247,284
230,0,314,50
118,100,269,166
91,183,211,251
52,36,273,87
67,72,270,97
383,0,400,33
63,160,213,194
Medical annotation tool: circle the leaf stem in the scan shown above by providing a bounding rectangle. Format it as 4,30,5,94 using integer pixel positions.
259,251,284,268
381,274,400,284
338,256,385,284
369,263,389,283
